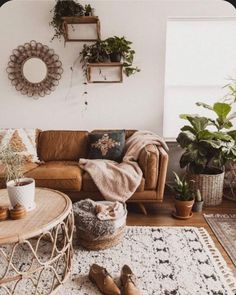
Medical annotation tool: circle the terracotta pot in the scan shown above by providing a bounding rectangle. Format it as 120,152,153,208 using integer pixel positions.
175,199,194,218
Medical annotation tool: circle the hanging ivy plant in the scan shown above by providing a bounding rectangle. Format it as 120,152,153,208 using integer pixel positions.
50,0,85,40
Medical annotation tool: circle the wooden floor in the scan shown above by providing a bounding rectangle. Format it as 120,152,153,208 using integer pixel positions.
126,192,236,276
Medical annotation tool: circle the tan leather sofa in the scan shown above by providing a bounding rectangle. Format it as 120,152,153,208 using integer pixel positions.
0,130,169,208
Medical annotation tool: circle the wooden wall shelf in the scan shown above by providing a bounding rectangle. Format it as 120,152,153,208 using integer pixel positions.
62,16,101,42
87,63,123,83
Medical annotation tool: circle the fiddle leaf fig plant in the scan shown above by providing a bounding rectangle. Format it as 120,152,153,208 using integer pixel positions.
177,87,236,174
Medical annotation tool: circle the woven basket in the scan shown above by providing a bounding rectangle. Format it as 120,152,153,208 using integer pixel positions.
75,201,127,250
77,225,126,250
188,170,225,206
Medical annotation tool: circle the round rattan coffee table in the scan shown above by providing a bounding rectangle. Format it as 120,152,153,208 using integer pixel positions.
0,188,74,295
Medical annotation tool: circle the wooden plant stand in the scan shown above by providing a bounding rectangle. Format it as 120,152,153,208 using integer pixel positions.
0,188,74,295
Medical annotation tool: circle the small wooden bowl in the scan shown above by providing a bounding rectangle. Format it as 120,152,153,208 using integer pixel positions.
10,204,27,220
0,207,9,221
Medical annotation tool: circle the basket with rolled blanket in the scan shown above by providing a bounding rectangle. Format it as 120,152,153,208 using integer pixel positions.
73,199,127,250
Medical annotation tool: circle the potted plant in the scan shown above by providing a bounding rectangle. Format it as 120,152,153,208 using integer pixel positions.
50,0,85,40
172,172,194,219
0,145,36,212
80,40,110,77
177,86,236,206
84,4,93,16
105,36,140,76
192,190,204,212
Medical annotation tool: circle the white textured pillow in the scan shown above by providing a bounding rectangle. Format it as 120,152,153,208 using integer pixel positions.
0,128,39,163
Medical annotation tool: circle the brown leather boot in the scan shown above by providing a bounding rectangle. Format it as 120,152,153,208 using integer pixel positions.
120,265,141,295
89,264,121,295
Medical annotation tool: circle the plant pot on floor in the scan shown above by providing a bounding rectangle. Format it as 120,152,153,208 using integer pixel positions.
188,167,225,207
7,178,36,212
174,199,194,218
192,200,204,212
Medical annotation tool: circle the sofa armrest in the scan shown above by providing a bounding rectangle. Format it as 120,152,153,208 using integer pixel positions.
156,146,169,201
138,144,159,190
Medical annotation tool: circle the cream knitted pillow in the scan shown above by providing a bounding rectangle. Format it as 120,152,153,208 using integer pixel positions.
0,128,39,163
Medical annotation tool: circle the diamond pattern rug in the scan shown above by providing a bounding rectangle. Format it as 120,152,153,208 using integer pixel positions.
58,226,236,295
204,214,236,268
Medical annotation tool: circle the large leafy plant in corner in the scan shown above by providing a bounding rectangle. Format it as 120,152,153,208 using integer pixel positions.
177,83,236,174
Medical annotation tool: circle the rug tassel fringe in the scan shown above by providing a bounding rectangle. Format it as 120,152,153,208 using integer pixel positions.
199,227,236,293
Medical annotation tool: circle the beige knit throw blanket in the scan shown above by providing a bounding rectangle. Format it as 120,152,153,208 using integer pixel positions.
79,131,169,202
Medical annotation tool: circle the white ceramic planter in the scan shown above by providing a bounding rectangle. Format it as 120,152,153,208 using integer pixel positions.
7,178,36,212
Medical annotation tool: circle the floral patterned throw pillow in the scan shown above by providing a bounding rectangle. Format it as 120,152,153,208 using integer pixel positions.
88,130,126,162
0,128,40,163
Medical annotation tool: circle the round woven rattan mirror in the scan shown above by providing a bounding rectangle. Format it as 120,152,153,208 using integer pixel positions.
6,40,63,98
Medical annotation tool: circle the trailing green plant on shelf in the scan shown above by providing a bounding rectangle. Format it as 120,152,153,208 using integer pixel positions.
79,37,140,77
105,36,140,76
80,41,110,77
172,172,194,201
50,0,94,40
177,81,236,175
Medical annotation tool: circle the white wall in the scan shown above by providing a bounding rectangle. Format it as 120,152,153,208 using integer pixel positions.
0,0,235,133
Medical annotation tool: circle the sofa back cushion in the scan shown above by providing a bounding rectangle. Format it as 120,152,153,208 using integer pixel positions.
38,130,88,162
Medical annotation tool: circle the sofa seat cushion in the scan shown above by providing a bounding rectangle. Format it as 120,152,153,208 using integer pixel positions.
0,162,39,189
25,161,82,191
82,172,145,192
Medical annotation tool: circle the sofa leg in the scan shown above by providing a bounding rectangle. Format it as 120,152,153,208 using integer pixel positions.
138,203,147,215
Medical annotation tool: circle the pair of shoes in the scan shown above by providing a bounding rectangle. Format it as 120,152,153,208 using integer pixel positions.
89,264,141,295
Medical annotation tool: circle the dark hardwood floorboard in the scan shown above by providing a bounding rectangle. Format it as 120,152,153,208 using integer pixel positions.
126,193,236,276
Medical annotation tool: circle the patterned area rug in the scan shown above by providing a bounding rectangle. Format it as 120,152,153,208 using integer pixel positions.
204,214,236,268
57,226,236,295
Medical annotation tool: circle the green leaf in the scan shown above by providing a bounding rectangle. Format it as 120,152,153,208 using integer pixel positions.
186,116,210,132
197,130,214,140
176,131,195,148
181,126,196,135
228,130,236,141
196,102,213,110
213,102,231,120
201,139,222,149
212,132,233,141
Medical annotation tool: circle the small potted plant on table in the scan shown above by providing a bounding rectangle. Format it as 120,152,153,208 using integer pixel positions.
172,172,194,219
0,145,35,212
